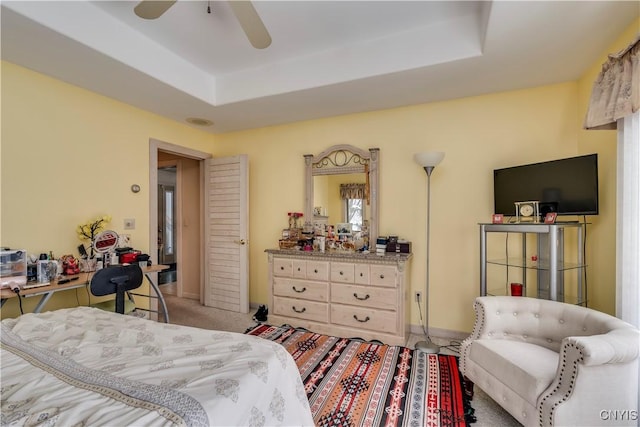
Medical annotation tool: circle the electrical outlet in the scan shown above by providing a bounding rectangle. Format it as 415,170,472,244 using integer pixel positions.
124,218,136,230
414,291,422,302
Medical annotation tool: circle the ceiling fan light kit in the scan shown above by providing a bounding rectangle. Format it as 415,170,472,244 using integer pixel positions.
134,0,271,49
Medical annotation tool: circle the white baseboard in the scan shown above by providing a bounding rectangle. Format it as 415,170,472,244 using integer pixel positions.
410,324,470,342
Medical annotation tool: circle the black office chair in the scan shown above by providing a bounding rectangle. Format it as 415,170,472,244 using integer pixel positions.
90,264,143,314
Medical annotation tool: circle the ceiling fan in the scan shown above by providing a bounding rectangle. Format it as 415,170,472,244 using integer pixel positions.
134,1,272,49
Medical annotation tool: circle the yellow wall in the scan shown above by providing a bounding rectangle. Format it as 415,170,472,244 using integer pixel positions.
215,20,638,334
215,82,582,332
0,61,214,317
2,19,636,332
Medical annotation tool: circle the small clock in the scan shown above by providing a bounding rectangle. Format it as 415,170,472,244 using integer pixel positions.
515,201,540,223
520,204,534,217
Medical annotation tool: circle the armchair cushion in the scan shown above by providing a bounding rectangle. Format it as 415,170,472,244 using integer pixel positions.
470,339,557,405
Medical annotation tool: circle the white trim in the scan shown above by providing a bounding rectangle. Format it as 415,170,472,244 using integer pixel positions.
616,111,640,328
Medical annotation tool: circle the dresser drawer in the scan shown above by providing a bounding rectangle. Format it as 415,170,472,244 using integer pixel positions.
370,265,397,287
330,262,355,283
273,258,293,277
306,261,329,281
292,259,307,278
331,304,398,334
274,278,328,302
290,259,329,281
330,283,397,310
273,296,328,323
354,264,370,285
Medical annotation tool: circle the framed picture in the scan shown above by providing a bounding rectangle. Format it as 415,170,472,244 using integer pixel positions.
492,214,504,224
544,212,558,224
336,223,352,236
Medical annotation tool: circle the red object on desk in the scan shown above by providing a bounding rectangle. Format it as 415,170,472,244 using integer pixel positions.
119,252,139,264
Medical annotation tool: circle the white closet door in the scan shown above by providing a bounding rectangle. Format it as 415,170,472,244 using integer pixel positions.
204,155,249,313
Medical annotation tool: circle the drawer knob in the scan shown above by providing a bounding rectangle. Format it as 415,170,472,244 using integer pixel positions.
292,306,306,314
292,286,307,293
314,269,318,273
379,274,385,279
339,271,344,275
297,267,301,271
353,293,370,301
280,266,284,270
353,315,370,323
359,273,363,277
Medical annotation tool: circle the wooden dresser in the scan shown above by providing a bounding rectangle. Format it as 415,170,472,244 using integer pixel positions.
265,249,412,345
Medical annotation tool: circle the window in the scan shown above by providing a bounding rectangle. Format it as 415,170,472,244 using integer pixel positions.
345,198,364,232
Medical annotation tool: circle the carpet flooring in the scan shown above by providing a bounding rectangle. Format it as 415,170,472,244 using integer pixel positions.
246,323,474,427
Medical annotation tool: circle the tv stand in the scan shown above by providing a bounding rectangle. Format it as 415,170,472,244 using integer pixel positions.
479,222,587,304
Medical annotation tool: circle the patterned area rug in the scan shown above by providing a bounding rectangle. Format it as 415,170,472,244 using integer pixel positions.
245,324,475,427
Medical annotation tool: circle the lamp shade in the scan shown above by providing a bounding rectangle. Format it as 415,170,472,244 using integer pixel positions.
414,152,445,168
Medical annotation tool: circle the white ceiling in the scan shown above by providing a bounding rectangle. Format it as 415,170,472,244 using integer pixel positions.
2,1,638,134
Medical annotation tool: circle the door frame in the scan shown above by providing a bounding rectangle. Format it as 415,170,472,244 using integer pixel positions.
149,139,212,305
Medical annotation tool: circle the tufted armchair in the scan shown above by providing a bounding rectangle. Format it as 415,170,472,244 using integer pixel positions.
460,296,639,426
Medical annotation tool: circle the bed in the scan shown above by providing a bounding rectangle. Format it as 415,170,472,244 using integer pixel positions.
1,306,314,426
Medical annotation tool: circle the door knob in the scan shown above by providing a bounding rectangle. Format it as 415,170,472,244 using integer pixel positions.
234,239,247,245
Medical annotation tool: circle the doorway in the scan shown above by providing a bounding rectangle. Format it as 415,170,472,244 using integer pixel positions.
149,140,211,309
156,153,202,300
148,139,250,317
157,165,177,290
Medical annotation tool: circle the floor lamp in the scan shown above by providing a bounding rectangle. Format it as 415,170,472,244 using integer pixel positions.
413,151,445,354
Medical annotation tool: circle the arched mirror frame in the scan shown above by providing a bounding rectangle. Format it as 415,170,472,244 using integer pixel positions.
304,144,379,245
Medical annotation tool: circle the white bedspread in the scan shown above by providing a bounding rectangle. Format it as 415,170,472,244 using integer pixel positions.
1,307,314,426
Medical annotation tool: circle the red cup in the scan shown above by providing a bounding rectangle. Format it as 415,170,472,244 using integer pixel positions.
510,283,523,297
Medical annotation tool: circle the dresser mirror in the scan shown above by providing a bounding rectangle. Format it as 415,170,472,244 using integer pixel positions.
304,145,379,244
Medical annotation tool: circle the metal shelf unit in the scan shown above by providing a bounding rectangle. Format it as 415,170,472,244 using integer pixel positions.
479,222,587,304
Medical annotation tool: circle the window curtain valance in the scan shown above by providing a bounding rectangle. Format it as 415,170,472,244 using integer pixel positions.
584,37,639,130
340,183,366,200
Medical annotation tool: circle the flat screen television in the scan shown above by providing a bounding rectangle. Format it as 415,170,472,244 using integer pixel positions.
493,154,599,216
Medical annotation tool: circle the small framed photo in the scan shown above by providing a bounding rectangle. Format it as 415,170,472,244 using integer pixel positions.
492,214,504,224
544,212,558,224
336,223,352,236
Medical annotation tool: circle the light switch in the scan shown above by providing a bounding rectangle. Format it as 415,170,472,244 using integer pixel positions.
124,218,136,230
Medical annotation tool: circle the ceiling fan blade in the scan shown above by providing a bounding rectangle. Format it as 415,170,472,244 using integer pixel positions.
134,1,177,20
228,1,272,49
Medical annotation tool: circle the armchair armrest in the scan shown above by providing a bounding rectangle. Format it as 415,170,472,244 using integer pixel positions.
538,328,639,426
565,328,639,366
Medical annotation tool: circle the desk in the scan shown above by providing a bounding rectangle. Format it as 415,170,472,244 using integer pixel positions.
0,274,90,312
0,265,170,322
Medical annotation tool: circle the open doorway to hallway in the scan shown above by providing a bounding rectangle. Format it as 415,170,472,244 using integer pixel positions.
157,165,177,291
155,150,203,302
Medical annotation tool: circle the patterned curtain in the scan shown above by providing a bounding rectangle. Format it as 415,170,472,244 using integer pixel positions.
584,37,639,130
340,183,366,200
